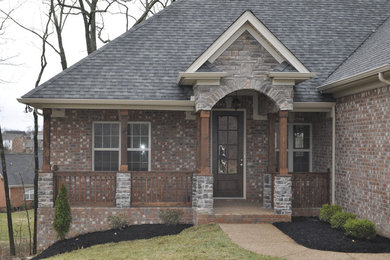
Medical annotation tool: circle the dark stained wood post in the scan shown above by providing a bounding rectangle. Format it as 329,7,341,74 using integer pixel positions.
198,111,211,176
278,110,289,175
120,109,128,172
42,108,52,172
268,113,276,173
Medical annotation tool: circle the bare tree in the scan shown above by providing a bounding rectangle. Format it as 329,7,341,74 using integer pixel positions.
0,125,16,256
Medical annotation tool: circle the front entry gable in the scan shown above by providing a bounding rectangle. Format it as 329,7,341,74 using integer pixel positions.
185,11,310,74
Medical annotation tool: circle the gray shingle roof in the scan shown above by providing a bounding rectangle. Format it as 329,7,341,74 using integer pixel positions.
322,16,390,86
22,0,390,102
0,153,42,186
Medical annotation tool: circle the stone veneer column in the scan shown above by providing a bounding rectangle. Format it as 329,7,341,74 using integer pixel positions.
116,172,131,208
194,175,214,215
274,175,292,215
38,172,54,208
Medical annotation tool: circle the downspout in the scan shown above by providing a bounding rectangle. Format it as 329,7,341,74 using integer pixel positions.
378,72,390,85
331,104,336,204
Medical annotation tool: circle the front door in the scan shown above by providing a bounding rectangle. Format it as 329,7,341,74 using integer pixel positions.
212,111,244,197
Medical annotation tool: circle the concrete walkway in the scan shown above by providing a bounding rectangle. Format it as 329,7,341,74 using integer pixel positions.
219,224,390,260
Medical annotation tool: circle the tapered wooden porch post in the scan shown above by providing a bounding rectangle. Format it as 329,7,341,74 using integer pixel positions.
42,109,51,172
278,110,288,175
120,110,129,172
268,113,276,173
197,111,211,176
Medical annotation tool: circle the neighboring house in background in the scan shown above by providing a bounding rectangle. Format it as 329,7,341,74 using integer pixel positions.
0,153,43,210
18,0,390,249
2,130,43,154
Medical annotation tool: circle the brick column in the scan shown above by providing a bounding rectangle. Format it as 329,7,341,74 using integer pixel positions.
120,110,128,172
42,109,51,172
116,172,131,208
38,172,54,208
278,110,288,175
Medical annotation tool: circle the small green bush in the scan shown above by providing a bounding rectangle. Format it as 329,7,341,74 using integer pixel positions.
330,212,356,230
344,219,376,239
108,214,128,229
159,209,183,225
319,204,342,222
53,184,72,240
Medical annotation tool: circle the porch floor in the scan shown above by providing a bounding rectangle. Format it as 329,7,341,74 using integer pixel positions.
214,200,274,215
213,200,290,224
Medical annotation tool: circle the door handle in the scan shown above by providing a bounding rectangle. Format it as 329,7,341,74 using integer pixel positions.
240,159,243,167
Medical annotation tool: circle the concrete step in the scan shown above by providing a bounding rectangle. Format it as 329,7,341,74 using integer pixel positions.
214,214,291,224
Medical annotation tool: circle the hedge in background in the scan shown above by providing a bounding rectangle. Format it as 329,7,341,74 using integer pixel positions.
344,219,376,240
319,204,342,222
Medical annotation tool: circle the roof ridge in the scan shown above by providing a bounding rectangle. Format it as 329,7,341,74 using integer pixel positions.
22,0,185,98
324,14,390,82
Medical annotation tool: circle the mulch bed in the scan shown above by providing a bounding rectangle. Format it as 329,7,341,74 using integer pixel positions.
33,224,192,259
273,217,390,253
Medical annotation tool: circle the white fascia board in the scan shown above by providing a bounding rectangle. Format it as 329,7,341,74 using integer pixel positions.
268,72,316,79
185,11,310,73
293,102,335,112
18,98,195,111
318,65,390,92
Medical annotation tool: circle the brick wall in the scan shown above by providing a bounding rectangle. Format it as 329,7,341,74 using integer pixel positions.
50,110,197,172
37,207,194,250
335,85,390,237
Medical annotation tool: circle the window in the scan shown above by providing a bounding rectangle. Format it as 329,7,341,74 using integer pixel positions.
24,188,34,201
276,124,312,172
127,122,151,171
93,122,120,171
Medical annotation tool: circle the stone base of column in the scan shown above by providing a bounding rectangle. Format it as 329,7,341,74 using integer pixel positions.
263,173,272,209
38,172,54,208
116,172,131,208
274,175,292,215
193,175,214,224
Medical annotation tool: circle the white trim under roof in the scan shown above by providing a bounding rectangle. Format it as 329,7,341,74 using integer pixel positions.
18,98,196,111
185,10,310,73
177,72,228,85
318,65,390,94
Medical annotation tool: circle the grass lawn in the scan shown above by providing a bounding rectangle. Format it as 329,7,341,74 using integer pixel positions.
0,209,34,256
48,224,283,260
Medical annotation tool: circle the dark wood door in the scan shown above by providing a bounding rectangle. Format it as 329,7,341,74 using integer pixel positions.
212,111,244,197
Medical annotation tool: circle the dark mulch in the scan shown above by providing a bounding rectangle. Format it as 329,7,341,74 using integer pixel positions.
33,224,192,259
273,217,390,253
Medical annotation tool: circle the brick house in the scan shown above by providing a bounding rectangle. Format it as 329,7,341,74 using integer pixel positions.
18,0,390,249
0,153,42,209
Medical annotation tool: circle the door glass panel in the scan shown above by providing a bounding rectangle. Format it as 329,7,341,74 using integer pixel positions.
218,131,228,144
218,145,227,174
228,116,237,130
228,160,238,174
228,131,237,144
228,145,237,159
219,116,228,130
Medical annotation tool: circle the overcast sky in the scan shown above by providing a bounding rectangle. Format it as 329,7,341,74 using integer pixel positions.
0,0,145,131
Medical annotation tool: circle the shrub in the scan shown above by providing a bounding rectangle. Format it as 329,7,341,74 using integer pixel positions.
108,214,128,229
330,212,356,230
319,204,342,222
159,209,183,225
344,219,376,239
53,184,72,240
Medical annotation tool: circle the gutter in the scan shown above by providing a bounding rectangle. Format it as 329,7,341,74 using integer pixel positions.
378,72,390,85
318,64,390,92
331,104,336,204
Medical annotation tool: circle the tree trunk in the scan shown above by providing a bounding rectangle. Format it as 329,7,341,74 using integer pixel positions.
0,125,16,256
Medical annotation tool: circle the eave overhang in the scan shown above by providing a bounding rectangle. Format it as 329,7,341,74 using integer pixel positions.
318,65,390,97
18,98,195,111
268,72,316,85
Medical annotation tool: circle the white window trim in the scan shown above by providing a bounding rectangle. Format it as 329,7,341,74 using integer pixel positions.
127,122,152,171
92,121,121,171
276,123,312,172
24,188,34,201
